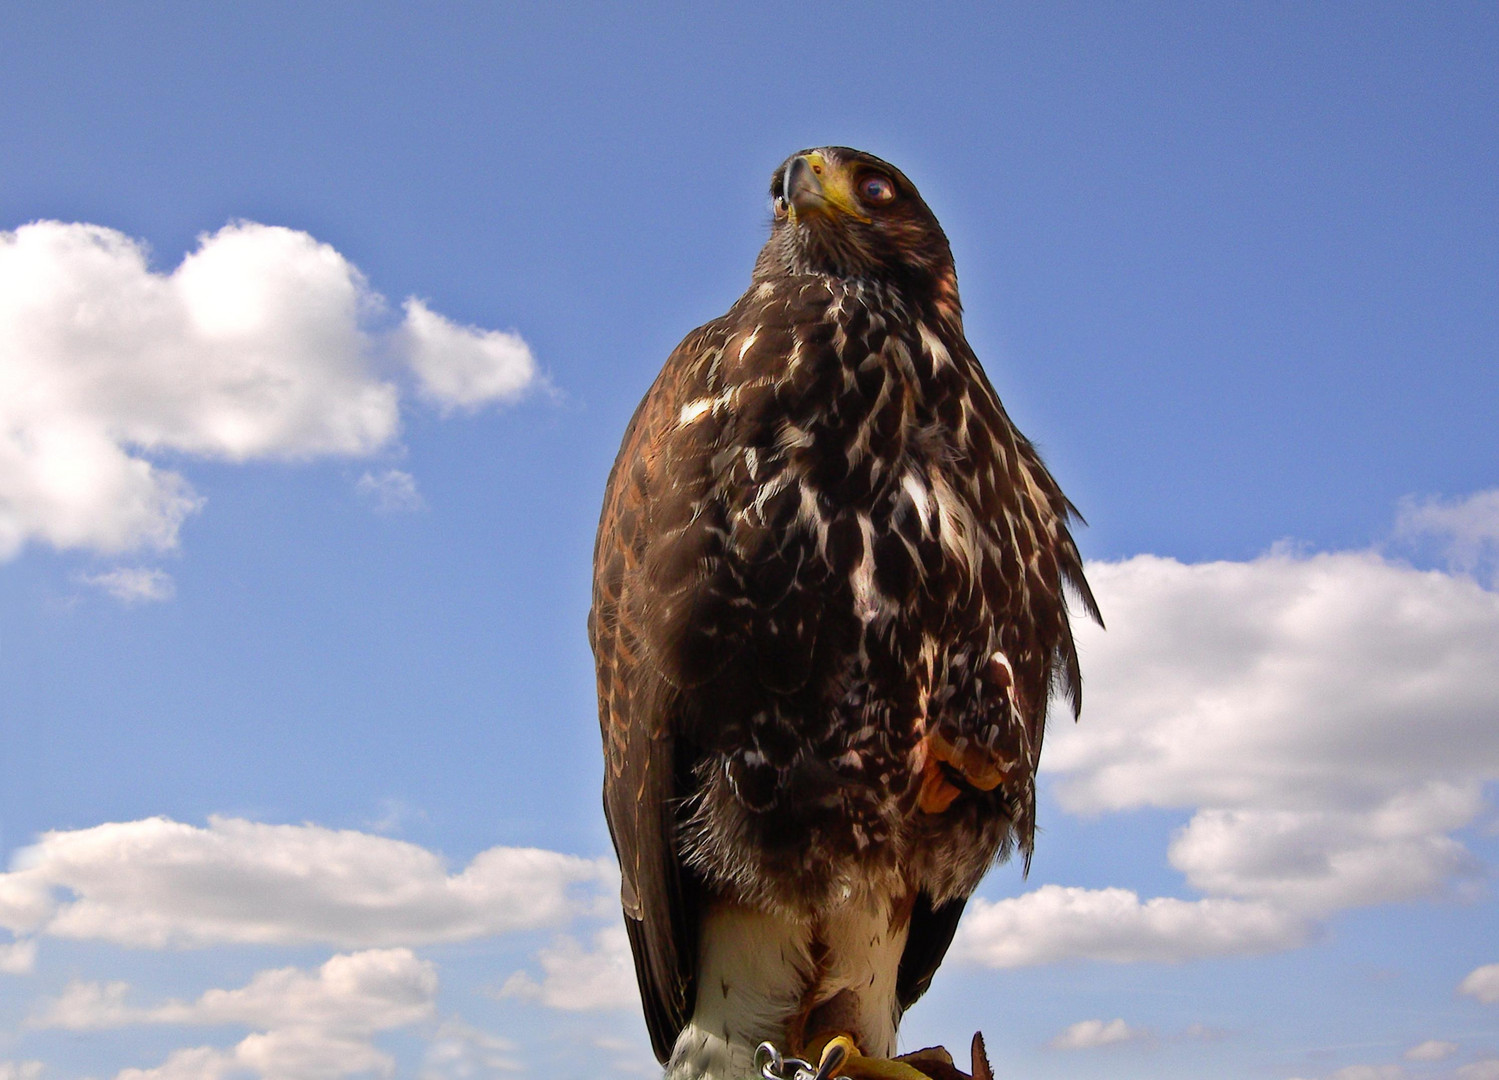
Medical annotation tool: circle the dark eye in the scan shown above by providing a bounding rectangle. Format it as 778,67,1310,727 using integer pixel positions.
773,194,789,219
858,174,896,205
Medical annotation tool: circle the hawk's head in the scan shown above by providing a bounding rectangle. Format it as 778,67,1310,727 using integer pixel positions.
753,146,958,310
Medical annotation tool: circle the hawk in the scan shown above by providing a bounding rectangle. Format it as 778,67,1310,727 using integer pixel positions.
590,147,1099,1079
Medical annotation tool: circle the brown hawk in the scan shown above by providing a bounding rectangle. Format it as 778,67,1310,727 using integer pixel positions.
589,147,1099,1078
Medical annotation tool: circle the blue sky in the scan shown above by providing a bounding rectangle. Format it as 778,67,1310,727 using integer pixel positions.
1,4,1496,1079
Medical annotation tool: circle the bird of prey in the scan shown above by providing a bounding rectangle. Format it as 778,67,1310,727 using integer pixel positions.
590,146,1099,1079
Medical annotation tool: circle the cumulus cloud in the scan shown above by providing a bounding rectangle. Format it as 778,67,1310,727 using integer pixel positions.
956,885,1307,967
958,547,1499,968
1458,1061,1499,1080
1047,1018,1146,1050
0,1063,43,1080
356,469,424,513
29,950,435,1080
398,299,537,410
115,1035,393,1080
497,923,638,1011
1403,1040,1457,1061
76,566,175,603
0,816,613,950
1165,787,1479,915
1459,962,1499,1004
1047,552,1499,816
0,220,538,561
31,948,435,1032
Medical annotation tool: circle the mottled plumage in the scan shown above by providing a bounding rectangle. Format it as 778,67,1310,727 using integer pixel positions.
590,147,1099,1078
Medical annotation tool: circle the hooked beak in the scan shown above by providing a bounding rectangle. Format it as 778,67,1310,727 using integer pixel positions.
783,152,871,224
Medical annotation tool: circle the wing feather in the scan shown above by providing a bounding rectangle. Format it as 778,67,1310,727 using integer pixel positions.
590,321,732,1062
896,894,968,1012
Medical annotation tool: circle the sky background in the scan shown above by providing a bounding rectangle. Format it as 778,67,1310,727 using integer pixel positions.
2,4,1497,1080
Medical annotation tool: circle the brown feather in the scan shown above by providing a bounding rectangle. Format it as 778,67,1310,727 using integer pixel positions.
590,147,1099,1065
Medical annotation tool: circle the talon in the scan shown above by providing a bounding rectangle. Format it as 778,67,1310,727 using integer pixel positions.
917,754,961,813
819,1034,942,1080
918,730,1009,799
815,1036,853,1080
961,761,1005,792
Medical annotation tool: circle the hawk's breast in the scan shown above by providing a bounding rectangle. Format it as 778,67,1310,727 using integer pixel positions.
629,277,1048,912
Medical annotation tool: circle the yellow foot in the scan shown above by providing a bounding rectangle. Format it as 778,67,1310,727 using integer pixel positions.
814,1035,938,1080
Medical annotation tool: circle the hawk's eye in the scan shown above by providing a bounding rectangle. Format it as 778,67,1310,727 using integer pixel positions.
858,174,896,205
773,194,789,219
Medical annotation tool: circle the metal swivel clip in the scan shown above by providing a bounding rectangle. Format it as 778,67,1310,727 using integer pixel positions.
754,1039,848,1080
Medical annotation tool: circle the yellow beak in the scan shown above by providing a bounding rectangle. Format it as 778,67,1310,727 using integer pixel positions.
784,152,871,224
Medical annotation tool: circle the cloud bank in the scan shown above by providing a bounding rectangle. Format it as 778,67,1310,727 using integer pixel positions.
0,818,595,1075
30,949,440,1080
958,885,1308,968
32,948,435,1033
0,816,612,950
959,546,1499,968
0,220,538,561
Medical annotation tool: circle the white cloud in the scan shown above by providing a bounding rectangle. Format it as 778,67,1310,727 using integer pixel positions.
0,1063,43,1080
1459,962,1499,1004
1165,787,1479,915
0,220,537,561
956,885,1308,968
76,567,175,603
1457,1061,1499,1080
115,1031,395,1080
1047,552,1499,816
496,923,638,1011
1395,488,1499,582
31,979,133,1028
0,816,613,949
1047,1018,1146,1050
419,1018,523,1078
398,299,538,411
30,950,436,1080
1403,1040,1457,1061
0,938,35,974
32,948,436,1032
964,549,1499,967
356,469,424,513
